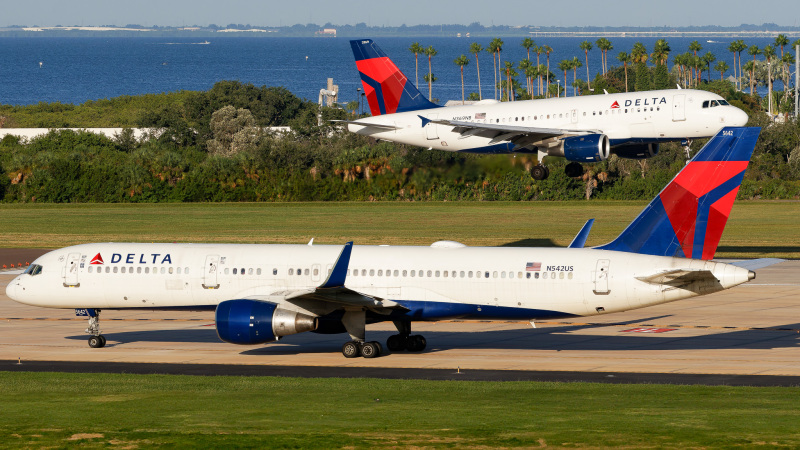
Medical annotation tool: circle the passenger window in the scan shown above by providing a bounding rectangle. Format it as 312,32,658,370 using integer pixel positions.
493,271,498,278
106,267,110,273
402,270,407,277
297,268,301,275
224,268,229,275
485,272,490,278
233,268,238,275
559,272,564,279
568,272,574,279
460,271,465,278
248,268,253,275
273,268,278,275
256,268,261,275
526,272,531,279
411,270,415,277
443,271,448,278
518,272,523,278
378,270,383,276
501,271,506,279
138,267,143,274
169,267,174,274
362,269,366,276
176,267,180,275
427,270,432,277
303,268,309,276
543,272,548,279
161,267,166,274
535,272,539,279
468,271,473,278
288,268,293,275
121,267,126,274
88,266,93,273
145,267,149,274
435,270,440,277
313,268,318,276
369,269,375,276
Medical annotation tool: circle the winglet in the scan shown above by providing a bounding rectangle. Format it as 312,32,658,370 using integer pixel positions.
318,242,353,289
568,219,594,248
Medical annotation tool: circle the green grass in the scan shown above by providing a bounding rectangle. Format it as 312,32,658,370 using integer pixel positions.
1,201,798,258
1,372,798,448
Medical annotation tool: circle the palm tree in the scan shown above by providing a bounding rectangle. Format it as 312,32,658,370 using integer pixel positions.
743,60,755,93
617,51,631,92
470,42,484,100
495,39,505,100
454,54,470,104
596,38,613,74
542,45,553,97
487,39,502,100
735,40,747,91
518,58,532,95
689,40,702,82
727,41,739,90
571,56,582,96
700,52,716,84
521,37,535,61
652,39,671,65
579,40,592,90
409,42,424,88
525,64,538,99
747,45,761,95
558,59,571,97
775,34,789,92
763,44,776,115
503,60,516,101
715,60,729,81
424,45,437,99
533,45,544,95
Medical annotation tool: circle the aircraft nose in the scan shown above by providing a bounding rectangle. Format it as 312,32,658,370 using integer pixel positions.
5,279,18,300
730,107,749,126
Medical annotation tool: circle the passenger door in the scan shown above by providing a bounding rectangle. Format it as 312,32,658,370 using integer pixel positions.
203,255,220,289
593,259,610,295
672,94,686,121
62,252,81,287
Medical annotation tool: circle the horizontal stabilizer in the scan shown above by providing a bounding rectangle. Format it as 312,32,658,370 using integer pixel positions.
729,258,786,271
569,219,594,249
332,120,398,130
636,268,717,285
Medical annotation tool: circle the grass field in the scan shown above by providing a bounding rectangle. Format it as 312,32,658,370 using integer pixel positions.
2,372,799,448
0,200,798,258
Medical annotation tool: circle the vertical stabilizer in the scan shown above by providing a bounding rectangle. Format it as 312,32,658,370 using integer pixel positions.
350,39,439,116
597,127,759,259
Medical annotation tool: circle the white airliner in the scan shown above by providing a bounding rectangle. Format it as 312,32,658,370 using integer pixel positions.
7,128,777,359
346,39,749,179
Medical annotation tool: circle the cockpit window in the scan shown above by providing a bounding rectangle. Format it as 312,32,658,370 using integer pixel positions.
24,264,43,276
703,100,725,108
718,99,730,106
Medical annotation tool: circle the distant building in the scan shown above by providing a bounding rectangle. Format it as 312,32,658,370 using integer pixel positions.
315,28,336,37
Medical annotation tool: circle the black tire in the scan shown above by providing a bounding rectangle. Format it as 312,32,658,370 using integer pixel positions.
406,335,427,352
361,341,379,358
342,341,361,358
531,165,548,180
98,335,107,348
386,334,405,351
565,162,584,178
88,336,102,348
413,335,427,352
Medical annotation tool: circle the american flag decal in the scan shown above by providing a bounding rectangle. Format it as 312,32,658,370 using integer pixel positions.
526,262,541,271
475,112,486,119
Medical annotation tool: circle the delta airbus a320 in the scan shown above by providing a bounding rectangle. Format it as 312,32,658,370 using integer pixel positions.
344,39,749,179
7,127,781,359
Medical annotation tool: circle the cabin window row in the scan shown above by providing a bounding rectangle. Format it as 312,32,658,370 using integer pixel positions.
88,266,190,275
349,268,574,280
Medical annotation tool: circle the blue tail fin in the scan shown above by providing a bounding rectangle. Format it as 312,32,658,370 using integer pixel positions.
350,39,439,116
597,127,759,259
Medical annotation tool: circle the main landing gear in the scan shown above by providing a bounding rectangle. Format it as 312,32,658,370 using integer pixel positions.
564,162,585,178
531,164,550,181
85,309,107,348
339,311,427,358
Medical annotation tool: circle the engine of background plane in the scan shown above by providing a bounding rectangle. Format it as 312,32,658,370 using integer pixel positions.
561,134,611,162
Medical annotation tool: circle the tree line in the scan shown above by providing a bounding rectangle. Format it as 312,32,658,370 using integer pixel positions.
1,76,799,204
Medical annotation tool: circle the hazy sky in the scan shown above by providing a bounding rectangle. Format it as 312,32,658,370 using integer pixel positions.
4,0,800,28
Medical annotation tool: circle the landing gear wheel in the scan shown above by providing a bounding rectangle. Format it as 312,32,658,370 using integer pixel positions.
405,335,427,352
386,334,406,352
88,335,105,348
361,341,381,358
531,164,549,181
565,162,584,178
99,335,107,347
342,341,361,358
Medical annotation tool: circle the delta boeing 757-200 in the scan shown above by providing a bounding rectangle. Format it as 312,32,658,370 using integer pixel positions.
343,39,749,179
7,128,780,359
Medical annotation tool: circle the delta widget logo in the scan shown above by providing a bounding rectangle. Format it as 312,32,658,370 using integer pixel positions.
610,101,620,109
90,253,104,265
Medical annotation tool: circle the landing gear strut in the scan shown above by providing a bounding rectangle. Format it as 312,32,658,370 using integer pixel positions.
386,320,427,352
85,309,106,348
531,164,550,181
340,309,383,358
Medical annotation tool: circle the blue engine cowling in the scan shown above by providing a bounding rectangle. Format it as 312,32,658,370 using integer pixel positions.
215,299,317,345
612,143,659,160
562,134,610,162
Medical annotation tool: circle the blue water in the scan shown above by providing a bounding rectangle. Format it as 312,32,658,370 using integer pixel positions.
0,36,786,106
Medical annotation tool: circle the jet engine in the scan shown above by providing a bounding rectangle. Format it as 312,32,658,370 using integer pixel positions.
613,143,659,160
561,134,611,162
215,299,317,345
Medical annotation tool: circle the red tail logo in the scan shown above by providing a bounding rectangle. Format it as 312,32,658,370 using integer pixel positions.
90,253,104,265
610,101,620,109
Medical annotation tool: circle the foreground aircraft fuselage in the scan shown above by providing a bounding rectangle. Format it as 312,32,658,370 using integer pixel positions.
7,128,768,358
347,39,749,179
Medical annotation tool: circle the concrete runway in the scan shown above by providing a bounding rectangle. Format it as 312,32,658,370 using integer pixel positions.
2,259,799,384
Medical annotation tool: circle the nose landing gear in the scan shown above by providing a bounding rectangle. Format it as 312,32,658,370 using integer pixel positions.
80,308,106,348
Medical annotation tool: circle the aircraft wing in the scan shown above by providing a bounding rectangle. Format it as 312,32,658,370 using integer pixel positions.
428,117,597,149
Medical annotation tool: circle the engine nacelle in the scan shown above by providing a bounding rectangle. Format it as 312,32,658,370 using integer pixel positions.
562,134,610,162
215,299,317,345
613,143,660,160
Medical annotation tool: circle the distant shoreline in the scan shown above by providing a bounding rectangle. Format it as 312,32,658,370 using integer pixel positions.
1,25,800,39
